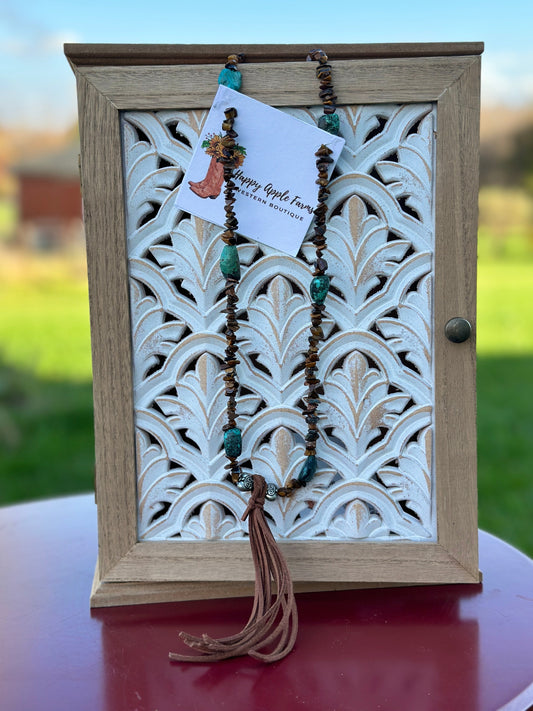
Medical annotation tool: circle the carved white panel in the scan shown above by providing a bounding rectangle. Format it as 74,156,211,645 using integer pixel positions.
122,103,436,542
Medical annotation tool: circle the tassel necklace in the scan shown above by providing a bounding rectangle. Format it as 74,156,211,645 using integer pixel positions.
169,49,339,664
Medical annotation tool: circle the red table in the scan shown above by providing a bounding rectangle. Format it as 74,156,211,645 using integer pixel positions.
1,495,532,711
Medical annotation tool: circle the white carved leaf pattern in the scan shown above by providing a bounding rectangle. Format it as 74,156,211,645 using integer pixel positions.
324,351,411,454
239,275,334,400
121,103,437,543
327,499,389,539
377,426,433,526
180,501,244,540
376,274,433,382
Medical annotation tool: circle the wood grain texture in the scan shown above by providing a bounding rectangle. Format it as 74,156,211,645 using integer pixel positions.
65,42,484,66
433,57,481,580
90,558,377,607
99,539,477,584
90,572,418,607
76,74,138,579
70,45,482,606
75,57,478,109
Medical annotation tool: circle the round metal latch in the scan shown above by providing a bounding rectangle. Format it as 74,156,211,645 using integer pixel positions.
445,317,472,343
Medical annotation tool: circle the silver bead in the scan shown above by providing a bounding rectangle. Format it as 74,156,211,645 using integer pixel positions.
236,474,253,491
265,482,278,501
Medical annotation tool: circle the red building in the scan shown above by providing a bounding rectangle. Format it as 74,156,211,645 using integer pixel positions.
14,142,83,250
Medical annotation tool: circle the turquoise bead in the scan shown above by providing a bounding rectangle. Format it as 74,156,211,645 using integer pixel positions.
310,274,330,304
298,455,317,485
218,68,242,91
318,113,340,136
224,427,242,458
220,244,241,280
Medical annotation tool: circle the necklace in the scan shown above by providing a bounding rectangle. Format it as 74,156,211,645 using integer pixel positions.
221,49,337,500
170,49,339,664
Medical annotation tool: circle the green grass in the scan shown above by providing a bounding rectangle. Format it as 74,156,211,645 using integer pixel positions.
0,281,92,380
0,250,92,379
0,249,95,503
477,261,533,354
477,356,533,556
476,257,533,556
0,244,532,558
0,364,94,501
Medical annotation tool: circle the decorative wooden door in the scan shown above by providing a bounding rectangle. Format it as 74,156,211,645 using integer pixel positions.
67,43,482,606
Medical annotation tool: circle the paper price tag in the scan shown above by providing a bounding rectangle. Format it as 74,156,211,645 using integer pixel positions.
175,85,345,256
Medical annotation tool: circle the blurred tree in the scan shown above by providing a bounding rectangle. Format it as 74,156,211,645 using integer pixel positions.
480,115,533,190
505,123,533,192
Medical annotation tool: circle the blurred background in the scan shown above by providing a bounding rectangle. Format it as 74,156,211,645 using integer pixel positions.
1,1,532,556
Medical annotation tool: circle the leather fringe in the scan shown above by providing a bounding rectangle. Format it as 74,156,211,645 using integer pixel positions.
169,474,298,663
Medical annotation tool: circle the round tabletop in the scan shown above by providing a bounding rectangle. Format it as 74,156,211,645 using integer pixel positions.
1,494,532,711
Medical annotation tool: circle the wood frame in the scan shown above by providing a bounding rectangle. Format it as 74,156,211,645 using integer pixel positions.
66,43,483,607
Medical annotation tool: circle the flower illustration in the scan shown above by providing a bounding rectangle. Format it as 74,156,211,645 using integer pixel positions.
201,133,247,168
189,133,247,199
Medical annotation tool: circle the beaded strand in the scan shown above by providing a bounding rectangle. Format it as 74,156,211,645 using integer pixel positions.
307,48,341,136
218,53,245,91
217,109,245,479
288,143,334,493
217,51,339,500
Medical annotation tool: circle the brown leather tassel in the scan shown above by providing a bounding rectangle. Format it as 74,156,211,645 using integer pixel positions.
169,474,298,663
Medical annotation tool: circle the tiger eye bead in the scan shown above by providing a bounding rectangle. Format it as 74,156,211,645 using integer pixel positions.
230,465,241,483
310,326,324,339
315,257,328,273
222,136,236,148
305,396,320,405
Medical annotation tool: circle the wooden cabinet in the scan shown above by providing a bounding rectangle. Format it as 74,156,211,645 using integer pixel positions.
66,43,482,606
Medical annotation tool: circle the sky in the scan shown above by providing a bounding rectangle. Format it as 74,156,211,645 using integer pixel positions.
1,0,532,131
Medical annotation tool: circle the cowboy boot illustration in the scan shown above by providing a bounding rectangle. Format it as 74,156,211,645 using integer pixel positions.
189,157,224,199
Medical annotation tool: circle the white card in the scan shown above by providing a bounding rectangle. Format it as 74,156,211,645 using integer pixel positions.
175,86,345,256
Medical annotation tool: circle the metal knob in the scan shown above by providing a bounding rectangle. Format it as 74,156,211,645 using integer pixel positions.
445,317,472,343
